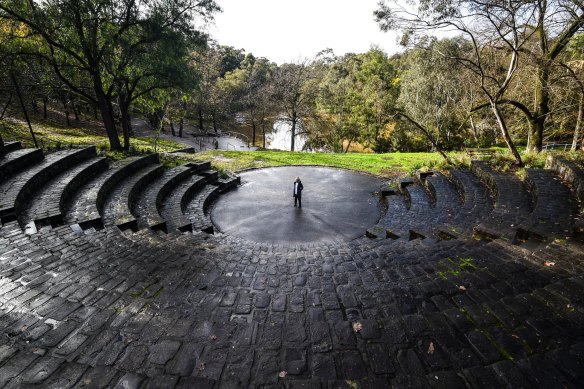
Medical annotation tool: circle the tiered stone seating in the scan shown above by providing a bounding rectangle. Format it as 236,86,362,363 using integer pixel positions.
440,170,494,238
130,161,211,232
422,172,462,237
0,147,43,181
159,171,216,232
64,154,158,229
0,140,22,154
546,155,584,207
18,156,108,231
101,163,164,230
184,175,241,233
0,139,583,387
369,172,465,241
131,165,195,231
471,161,533,241
517,169,578,241
0,147,96,224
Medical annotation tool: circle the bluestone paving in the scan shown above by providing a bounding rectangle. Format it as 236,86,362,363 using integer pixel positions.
0,147,582,387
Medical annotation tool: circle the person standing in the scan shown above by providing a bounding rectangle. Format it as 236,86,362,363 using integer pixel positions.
293,177,303,207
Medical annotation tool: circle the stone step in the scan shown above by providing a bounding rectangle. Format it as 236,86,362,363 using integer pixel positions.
0,147,96,224
516,169,578,241
64,154,159,228
545,155,584,209
440,170,494,238
399,182,442,237
101,164,165,230
185,161,212,173
1,141,22,155
132,165,195,231
19,157,108,230
183,175,240,234
376,192,410,239
424,172,462,209
471,161,533,241
159,174,211,232
0,148,44,182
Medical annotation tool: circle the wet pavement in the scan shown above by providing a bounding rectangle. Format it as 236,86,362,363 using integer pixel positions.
210,167,384,244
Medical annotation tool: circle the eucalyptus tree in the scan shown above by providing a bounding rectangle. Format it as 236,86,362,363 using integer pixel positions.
219,55,276,146
0,0,219,150
376,0,584,158
397,38,473,154
315,52,364,152
271,61,318,151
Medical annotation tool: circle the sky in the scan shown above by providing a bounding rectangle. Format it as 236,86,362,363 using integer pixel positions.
208,0,401,64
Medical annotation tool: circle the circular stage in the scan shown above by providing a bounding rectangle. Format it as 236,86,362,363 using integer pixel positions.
210,166,384,244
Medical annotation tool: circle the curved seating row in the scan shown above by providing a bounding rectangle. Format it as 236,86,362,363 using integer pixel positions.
0,147,96,224
369,159,581,247
0,144,238,239
0,141,583,387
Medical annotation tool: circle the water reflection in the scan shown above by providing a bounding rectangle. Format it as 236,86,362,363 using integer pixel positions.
266,120,307,151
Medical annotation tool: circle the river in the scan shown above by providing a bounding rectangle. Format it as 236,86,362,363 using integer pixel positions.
266,120,307,151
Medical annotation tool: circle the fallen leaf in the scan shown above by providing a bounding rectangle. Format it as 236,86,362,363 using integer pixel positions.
278,371,287,378
458,285,467,291
428,342,435,354
511,334,520,339
544,261,556,267
211,335,218,341
352,322,363,333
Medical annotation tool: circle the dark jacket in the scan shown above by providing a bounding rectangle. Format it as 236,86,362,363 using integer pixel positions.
293,181,303,197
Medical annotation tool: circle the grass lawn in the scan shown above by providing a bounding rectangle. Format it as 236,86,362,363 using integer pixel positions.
4,116,575,179
163,149,472,178
1,118,185,157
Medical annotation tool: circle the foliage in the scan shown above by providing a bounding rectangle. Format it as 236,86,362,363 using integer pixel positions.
0,117,184,155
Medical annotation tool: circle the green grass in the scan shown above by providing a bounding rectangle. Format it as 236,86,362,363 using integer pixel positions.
5,117,580,178
0,118,185,157
162,149,470,178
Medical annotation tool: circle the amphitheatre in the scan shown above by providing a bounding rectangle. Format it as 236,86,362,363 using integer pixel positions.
0,136,582,388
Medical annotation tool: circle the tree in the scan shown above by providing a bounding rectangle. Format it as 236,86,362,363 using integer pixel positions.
0,0,219,150
396,39,472,155
271,61,317,151
375,0,538,165
220,55,276,146
315,52,364,152
376,0,584,156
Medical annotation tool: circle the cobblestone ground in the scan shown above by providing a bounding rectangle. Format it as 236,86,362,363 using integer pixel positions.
0,144,583,388
0,218,583,388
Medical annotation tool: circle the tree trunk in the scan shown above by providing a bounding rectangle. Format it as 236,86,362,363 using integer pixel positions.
120,102,132,151
290,117,296,152
198,105,204,132
212,111,217,133
170,120,176,136
11,72,38,148
527,65,549,153
43,97,48,119
262,122,266,149
251,119,256,147
572,93,584,151
63,101,70,126
469,116,478,142
73,101,80,121
491,102,523,166
0,94,12,120
94,82,122,151
179,118,184,137
344,139,352,153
